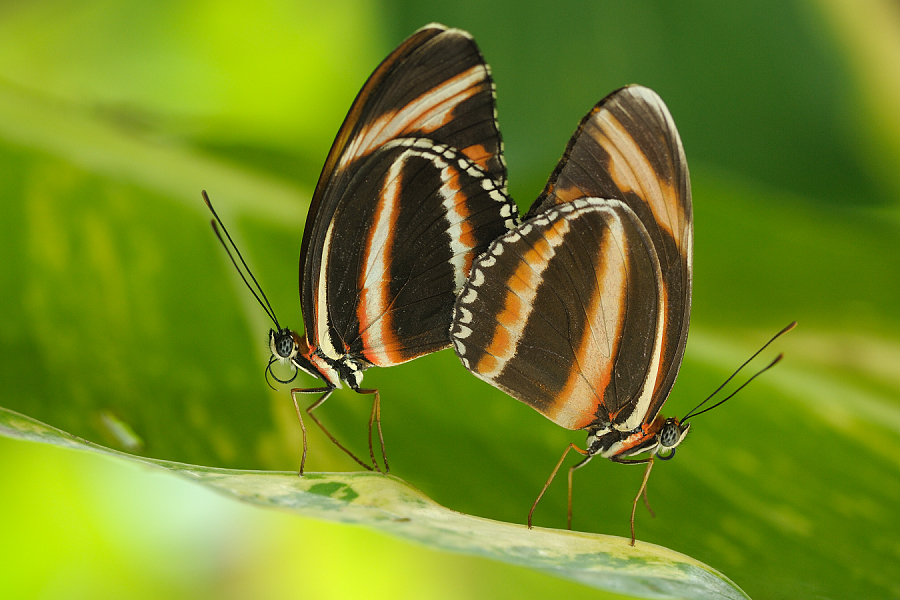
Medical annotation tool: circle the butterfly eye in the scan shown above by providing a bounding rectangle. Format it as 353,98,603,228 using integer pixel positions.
658,418,688,454
270,328,297,360
656,419,683,461
660,422,679,447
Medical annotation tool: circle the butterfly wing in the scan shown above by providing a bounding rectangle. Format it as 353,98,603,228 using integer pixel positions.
301,25,517,366
452,199,664,430
453,86,692,430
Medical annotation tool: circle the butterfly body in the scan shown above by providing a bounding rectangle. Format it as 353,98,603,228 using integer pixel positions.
271,327,363,390
588,415,689,462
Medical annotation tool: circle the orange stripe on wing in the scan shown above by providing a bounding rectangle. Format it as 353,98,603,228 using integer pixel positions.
358,144,477,365
546,214,628,430
461,143,492,173
357,153,404,366
549,183,588,204
476,216,572,377
339,65,488,172
589,107,684,252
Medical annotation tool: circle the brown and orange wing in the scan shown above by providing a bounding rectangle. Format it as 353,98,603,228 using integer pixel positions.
527,85,692,426
452,86,691,431
452,199,665,430
321,139,516,366
301,25,517,366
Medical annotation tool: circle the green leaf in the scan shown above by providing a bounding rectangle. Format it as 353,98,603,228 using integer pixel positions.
0,406,748,600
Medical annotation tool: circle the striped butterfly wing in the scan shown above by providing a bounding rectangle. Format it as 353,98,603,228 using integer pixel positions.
301,25,517,367
527,85,692,428
324,139,516,366
452,199,664,430
452,86,691,431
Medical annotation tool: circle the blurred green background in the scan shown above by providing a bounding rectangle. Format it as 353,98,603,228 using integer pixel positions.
2,0,899,598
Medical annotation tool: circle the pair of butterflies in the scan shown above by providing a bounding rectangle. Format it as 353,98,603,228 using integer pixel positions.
207,24,771,545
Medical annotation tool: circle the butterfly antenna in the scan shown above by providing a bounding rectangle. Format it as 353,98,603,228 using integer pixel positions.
202,190,281,330
682,321,796,423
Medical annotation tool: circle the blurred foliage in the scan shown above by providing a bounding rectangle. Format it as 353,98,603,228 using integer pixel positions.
1,1,899,599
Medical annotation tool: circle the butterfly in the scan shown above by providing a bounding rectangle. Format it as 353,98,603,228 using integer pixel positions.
450,84,794,544
206,24,518,474
450,85,694,544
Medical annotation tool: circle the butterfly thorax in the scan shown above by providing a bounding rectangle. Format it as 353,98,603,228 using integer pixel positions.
587,415,690,461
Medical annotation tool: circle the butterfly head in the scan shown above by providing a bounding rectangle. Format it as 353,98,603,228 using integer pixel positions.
267,327,330,384
269,327,299,361
265,327,308,386
655,417,690,461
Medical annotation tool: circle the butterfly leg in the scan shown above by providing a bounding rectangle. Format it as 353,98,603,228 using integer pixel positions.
288,386,326,475
354,387,387,474
294,386,376,472
291,388,314,477
641,482,656,518
528,443,591,529
629,457,655,546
